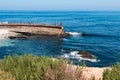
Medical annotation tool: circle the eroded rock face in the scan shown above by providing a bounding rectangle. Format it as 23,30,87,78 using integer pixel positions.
78,51,94,59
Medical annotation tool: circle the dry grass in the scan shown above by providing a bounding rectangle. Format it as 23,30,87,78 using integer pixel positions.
0,69,15,80
0,54,83,80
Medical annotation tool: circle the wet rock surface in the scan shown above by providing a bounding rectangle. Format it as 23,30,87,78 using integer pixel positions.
78,51,94,59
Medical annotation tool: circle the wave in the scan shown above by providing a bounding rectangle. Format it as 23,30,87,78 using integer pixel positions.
60,51,100,62
67,31,117,38
0,21,9,24
81,33,113,37
66,32,82,36
62,38,69,41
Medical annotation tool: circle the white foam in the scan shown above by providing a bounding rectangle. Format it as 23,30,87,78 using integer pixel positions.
0,22,9,24
0,39,14,47
0,29,9,39
61,54,69,58
61,49,66,52
60,51,99,63
82,58,100,62
63,38,69,41
0,29,9,34
69,51,79,56
67,32,82,36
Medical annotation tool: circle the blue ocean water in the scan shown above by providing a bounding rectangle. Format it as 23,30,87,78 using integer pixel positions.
0,11,120,67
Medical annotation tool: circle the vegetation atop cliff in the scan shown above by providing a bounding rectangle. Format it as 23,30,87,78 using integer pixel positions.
0,54,82,80
0,54,119,80
103,62,120,80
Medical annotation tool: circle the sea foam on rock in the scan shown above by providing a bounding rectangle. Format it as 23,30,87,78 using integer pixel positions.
60,50,99,62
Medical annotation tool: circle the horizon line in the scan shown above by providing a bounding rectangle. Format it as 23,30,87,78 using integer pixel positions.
0,10,120,12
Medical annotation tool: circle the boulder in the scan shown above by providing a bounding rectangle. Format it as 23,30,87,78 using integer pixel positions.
78,51,94,59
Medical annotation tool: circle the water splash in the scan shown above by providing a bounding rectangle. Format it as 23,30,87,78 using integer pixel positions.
60,50,100,63
67,32,82,36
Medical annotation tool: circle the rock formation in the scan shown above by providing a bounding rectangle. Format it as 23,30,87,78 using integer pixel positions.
78,51,94,59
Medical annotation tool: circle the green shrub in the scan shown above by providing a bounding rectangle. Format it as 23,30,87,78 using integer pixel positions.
103,62,120,80
0,54,82,80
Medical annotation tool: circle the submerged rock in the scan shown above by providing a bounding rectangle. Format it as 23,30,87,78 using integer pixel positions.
78,51,94,59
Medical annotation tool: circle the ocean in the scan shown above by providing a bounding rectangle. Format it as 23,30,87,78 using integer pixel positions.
0,11,120,67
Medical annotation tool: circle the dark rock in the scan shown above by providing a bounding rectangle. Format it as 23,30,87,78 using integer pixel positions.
9,36,16,39
9,36,28,40
13,31,36,36
18,36,28,40
78,51,94,59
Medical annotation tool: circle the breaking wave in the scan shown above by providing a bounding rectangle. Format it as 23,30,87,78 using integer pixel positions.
66,32,82,36
60,51,100,63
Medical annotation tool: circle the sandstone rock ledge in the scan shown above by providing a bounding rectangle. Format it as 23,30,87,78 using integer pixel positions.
0,23,69,38
0,28,19,39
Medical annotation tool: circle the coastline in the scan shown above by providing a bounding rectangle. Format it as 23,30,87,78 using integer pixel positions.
0,28,111,80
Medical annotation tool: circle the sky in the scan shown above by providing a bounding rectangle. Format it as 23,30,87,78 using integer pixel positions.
0,0,120,11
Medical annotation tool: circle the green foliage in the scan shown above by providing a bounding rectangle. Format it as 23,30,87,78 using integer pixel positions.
103,62,120,80
0,54,82,80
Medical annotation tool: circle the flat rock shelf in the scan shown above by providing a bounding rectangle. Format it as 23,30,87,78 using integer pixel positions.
0,23,69,39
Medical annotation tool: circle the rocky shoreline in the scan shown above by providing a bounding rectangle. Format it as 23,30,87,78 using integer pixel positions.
0,28,111,80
